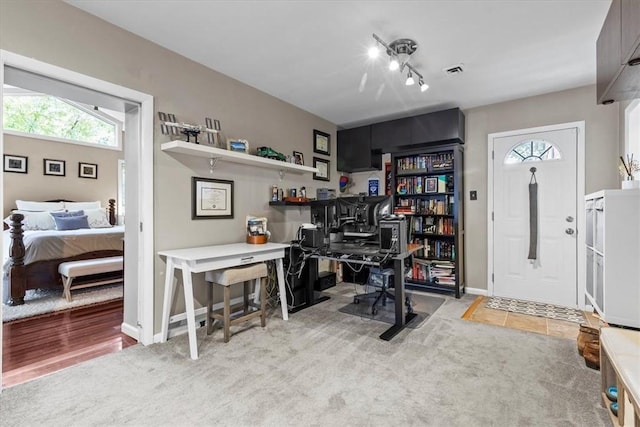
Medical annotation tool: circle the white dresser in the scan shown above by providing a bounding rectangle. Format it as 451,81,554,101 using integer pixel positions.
585,189,640,328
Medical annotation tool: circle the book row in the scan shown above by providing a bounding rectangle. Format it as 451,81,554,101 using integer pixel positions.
396,152,454,172
410,262,456,285
396,175,454,195
395,195,454,215
411,238,456,260
409,216,455,235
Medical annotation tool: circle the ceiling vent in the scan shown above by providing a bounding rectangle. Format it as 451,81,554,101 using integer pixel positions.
444,64,464,75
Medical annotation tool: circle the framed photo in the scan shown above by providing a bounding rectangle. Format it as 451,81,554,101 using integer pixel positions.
425,177,438,193
192,177,234,219
227,138,250,153
3,154,28,174
293,151,304,165
43,159,65,177
313,129,330,156
313,157,330,181
78,162,98,179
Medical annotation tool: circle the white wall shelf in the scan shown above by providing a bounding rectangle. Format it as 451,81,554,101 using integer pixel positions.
161,140,319,176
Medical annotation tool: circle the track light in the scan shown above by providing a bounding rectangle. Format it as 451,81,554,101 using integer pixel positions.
406,71,415,86
368,46,380,59
371,33,429,94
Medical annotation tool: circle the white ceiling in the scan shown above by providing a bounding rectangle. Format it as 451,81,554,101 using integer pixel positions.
67,0,611,128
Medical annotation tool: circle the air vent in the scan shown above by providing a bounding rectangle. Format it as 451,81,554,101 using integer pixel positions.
444,64,464,75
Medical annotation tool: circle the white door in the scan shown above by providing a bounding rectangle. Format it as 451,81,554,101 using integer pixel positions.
492,127,578,307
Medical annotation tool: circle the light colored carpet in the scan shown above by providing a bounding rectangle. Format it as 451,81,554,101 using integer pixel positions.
0,287,608,427
2,283,123,322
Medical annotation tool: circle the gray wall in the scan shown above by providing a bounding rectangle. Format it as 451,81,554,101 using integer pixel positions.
3,133,121,217
1,1,337,330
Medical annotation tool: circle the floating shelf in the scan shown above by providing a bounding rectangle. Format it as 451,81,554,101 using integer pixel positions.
161,140,318,175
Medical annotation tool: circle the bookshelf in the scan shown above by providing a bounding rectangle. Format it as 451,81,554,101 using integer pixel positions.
392,144,464,298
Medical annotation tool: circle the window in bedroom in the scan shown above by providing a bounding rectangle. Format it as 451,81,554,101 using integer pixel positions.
3,85,122,150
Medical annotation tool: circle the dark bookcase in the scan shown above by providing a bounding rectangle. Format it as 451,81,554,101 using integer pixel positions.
392,144,464,298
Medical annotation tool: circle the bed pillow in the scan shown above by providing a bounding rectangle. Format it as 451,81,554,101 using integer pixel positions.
64,201,101,210
84,208,112,228
50,210,84,218
15,200,65,212
52,215,90,231
3,210,58,230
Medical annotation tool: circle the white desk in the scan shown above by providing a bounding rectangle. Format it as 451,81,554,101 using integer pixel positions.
158,242,290,359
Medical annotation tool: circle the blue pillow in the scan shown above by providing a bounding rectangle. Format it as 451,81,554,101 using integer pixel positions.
53,215,90,231
50,210,84,218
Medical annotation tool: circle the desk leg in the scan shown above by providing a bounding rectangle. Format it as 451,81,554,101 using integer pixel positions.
379,257,417,341
160,257,175,343
275,258,288,321
181,267,199,360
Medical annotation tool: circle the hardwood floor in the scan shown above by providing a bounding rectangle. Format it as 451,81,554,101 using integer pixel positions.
2,299,137,388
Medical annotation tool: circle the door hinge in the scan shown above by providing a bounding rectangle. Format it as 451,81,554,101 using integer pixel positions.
140,222,143,232
491,273,494,283
491,212,494,221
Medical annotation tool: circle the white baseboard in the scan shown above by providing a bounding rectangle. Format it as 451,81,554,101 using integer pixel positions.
153,294,250,343
465,287,488,296
121,322,139,340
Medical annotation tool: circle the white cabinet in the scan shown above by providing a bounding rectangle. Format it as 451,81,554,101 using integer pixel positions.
585,189,640,328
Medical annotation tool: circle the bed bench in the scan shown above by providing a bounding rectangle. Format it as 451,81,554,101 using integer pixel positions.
58,256,124,302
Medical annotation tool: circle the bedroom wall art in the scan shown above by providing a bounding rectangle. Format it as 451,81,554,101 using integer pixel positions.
3,154,28,174
43,158,65,176
78,162,98,179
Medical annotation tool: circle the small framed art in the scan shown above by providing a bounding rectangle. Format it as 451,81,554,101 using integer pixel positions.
313,157,330,181
44,159,65,177
313,129,330,156
425,177,438,193
293,151,304,165
192,176,234,219
227,138,250,153
3,154,28,174
79,162,98,179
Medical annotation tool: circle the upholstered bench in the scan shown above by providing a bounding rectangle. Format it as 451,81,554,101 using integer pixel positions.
205,262,267,343
58,256,124,302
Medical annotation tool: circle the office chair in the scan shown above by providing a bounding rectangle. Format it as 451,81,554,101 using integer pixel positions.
366,267,395,315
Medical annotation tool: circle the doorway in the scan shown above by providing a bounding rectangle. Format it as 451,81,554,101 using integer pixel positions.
0,50,154,389
487,122,585,308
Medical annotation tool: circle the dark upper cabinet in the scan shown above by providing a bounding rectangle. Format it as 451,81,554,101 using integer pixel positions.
370,117,412,152
337,125,381,173
410,108,465,147
597,0,640,104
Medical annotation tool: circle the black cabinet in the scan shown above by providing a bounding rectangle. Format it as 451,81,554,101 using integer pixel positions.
337,125,381,172
597,0,640,104
371,117,412,152
410,108,465,147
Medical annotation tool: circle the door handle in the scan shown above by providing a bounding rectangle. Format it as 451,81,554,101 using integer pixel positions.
565,228,575,235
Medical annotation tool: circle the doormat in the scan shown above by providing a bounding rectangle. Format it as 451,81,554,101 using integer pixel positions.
485,296,585,323
2,283,123,323
338,291,445,329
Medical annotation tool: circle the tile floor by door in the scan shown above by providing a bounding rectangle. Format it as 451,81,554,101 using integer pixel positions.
462,296,601,339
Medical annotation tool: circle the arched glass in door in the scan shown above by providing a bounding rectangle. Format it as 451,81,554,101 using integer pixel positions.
504,139,562,164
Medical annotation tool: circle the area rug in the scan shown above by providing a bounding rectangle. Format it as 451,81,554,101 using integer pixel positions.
485,296,585,323
337,291,445,329
2,283,123,323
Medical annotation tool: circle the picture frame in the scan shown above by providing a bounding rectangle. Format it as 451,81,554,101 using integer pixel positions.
3,154,28,174
293,151,304,165
313,157,330,181
226,138,250,153
192,176,234,219
78,162,98,179
313,129,330,156
43,158,65,177
425,177,438,193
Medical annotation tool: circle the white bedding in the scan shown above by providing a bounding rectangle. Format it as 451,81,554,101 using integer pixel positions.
3,226,125,270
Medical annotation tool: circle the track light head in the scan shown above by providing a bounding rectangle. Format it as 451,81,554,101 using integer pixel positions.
368,46,380,59
406,71,415,86
371,33,428,94
420,80,429,92
389,58,400,71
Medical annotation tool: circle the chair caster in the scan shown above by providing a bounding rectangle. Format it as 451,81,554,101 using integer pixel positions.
372,307,378,315
353,298,360,304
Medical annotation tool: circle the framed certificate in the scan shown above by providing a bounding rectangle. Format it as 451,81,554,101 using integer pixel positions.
313,157,330,181
192,177,234,219
313,129,330,156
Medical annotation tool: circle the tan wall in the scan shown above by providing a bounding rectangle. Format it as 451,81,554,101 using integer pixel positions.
1,1,337,329
3,133,121,217
464,85,620,292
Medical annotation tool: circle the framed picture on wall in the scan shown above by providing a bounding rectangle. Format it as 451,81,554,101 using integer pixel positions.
313,157,330,181
3,154,28,174
78,162,98,179
43,159,65,177
192,176,234,219
313,129,330,156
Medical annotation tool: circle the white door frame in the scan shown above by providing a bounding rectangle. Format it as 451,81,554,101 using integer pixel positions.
487,121,586,308
0,51,155,376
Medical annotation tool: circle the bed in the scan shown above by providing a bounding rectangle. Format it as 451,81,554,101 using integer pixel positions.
2,199,123,306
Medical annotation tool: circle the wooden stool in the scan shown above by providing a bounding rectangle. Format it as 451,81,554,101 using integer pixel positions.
204,263,267,343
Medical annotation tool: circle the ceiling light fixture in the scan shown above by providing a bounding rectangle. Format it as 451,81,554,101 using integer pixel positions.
372,33,428,93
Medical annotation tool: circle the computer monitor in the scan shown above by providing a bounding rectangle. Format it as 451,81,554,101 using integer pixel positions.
336,195,392,238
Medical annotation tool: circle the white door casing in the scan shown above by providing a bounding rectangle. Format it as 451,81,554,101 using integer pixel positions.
488,122,585,308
